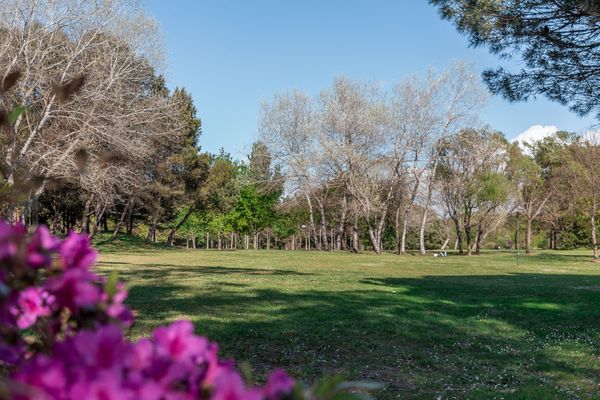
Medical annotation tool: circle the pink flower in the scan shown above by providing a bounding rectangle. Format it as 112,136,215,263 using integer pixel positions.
71,326,127,370
69,371,134,400
201,343,234,387
212,371,262,400
59,231,97,270
45,268,102,311
12,355,66,400
10,287,54,329
153,321,208,362
0,221,24,261
105,282,134,327
27,225,59,268
2,224,305,400
264,369,295,399
26,226,58,269
127,338,154,370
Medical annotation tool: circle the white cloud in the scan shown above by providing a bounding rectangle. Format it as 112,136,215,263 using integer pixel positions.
511,125,559,148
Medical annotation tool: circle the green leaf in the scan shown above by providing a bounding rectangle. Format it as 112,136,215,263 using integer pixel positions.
8,106,26,124
239,361,254,386
314,375,346,396
105,271,120,298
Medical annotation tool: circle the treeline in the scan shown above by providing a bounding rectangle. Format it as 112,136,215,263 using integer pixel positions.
1,1,598,259
255,64,599,259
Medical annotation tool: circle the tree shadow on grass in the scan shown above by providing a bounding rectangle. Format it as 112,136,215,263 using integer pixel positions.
124,271,600,399
144,265,317,276
532,251,597,264
104,265,317,281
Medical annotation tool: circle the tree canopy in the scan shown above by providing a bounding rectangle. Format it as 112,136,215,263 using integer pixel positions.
430,0,600,121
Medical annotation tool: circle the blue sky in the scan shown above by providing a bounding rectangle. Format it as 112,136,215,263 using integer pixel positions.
145,0,596,157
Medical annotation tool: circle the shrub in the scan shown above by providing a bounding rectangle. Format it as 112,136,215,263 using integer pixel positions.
0,221,375,399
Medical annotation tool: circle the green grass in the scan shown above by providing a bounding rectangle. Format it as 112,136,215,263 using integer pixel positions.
96,241,600,399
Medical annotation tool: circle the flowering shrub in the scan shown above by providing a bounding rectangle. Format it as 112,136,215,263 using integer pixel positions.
0,221,375,399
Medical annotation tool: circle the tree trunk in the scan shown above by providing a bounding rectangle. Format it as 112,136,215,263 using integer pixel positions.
394,207,402,254
304,192,320,250
81,199,92,234
320,213,328,251
102,214,108,232
465,223,473,256
192,235,196,249
291,234,295,250
451,215,463,254
367,226,381,254
337,193,347,250
400,213,410,254
90,202,107,240
418,208,428,255
113,198,133,239
592,204,598,260
27,184,44,227
167,207,195,246
351,215,359,253
367,205,389,254
126,204,134,235
315,197,328,251
330,228,334,250
525,215,533,255
464,207,473,256
146,208,159,242
418,164,436,256
441,237,450,250
475,221,484,255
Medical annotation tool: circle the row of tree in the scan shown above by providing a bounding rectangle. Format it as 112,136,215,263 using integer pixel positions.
256,67,599,258
1,0,598,259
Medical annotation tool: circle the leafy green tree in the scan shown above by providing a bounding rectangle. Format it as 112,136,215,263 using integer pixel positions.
230,142,284,249
271,211,300,249
507,146,550,254
201,150,240,214
165,88,210,245
436,128,510,255
231,186,276,249
528,132,576,251
474,171,510,254
568,137,600,259
178,208,207,248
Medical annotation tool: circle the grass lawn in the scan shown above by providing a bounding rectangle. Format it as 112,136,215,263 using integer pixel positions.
96,239,600,399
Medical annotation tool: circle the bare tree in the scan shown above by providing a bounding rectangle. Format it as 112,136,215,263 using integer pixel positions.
259,90,323,249
319,78,394,253
569,133,600,259
389,62,487,255
507,145,552,255
0,0,179,223
437,128,509,255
